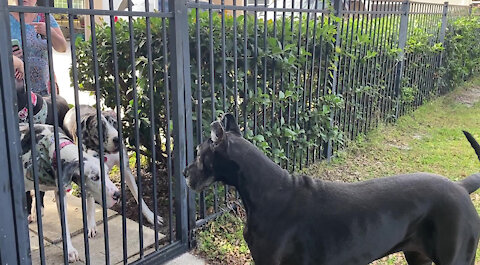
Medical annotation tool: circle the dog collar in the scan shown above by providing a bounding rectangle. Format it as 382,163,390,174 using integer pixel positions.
52,140,75,170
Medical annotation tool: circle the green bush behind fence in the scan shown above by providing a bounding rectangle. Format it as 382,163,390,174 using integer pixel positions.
73,8,480,170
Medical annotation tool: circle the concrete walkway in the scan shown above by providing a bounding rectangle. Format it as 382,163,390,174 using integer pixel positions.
164,253,206,265
29,192,164,265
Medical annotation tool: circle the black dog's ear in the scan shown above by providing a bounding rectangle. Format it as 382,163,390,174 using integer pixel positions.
210,121,225,143
221,113,241,136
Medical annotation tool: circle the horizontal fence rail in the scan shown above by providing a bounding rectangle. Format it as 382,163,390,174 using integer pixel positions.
0,0,476,264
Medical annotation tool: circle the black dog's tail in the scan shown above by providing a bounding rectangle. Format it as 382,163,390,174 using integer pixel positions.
459,131,480,194
458,174,480,194
464,131,480,161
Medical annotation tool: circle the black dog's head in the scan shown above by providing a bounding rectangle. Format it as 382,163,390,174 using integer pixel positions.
183,113,242,192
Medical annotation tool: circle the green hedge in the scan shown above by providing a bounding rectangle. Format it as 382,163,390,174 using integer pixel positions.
73,10,480,167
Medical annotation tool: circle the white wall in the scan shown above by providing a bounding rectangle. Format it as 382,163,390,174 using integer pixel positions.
410,0,471,6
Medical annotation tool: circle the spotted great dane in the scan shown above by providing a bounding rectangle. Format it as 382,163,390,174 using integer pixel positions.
16,80,70,223
184,114,480,265
20,123,120,262
62,105,163,225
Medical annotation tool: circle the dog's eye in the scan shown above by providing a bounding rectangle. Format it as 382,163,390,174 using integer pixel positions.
91,175,100,181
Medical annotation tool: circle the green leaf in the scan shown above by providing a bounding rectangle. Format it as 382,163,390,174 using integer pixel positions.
253,134,265,142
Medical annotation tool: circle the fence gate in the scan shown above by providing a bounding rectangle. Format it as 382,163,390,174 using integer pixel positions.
0,0,193,264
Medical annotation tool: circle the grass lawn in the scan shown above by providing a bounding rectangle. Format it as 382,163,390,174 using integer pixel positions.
195,77,480,264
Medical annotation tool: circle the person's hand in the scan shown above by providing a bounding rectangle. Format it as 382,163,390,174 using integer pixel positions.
31,22,47,37
12,56,24,80
15,69,24,80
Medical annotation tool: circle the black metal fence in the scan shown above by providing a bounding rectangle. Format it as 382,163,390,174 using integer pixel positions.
0,0,473,264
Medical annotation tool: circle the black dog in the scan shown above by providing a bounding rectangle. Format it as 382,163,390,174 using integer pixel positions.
184,114,480,265
16,80,70,222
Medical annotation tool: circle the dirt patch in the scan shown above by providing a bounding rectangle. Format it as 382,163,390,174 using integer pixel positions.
453,86,480,107
109,164,175,242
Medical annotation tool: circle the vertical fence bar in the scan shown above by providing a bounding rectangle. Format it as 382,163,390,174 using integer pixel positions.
370,0,381,128
321,0,332,159
309,0,320,164
222,0,227,115
332,0,346,154
365,0,377,131
262,0,268,129
69,0,92,262
169,0,190,244
394,0,409,119
162,4,175,243
327,0,343,161
125,0,144,256
292,0,303,170
184,1,196,246
271,0,278,131
145,0,159,251
385,1,397,118
242,0,247,134
44,3,71,263
280,0,287,167
0,1,31,264
377,0,388,124
16,1,47,263
286,0,295,169
438,2,448,68
207,0,219,216
196,0,206,222
355,0,368,137
342,0,355,141
348,0,361,140
253,0,258,135
340,0,351,137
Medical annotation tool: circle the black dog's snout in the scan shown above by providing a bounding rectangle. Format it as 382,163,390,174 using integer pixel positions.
113,191,121,201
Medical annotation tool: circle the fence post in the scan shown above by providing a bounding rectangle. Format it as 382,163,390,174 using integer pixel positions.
0,0,31,264
469,4,473,15
326,0,343,162
438,2,448,80
439,2,448,45
169,0,192,245
394,0,410,120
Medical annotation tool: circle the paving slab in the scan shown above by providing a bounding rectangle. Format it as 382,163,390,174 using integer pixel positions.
56,215,164,264
122,245,156,264
29,192,118,244
164,252,207,265
29,229,51,252
31,243,80,265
